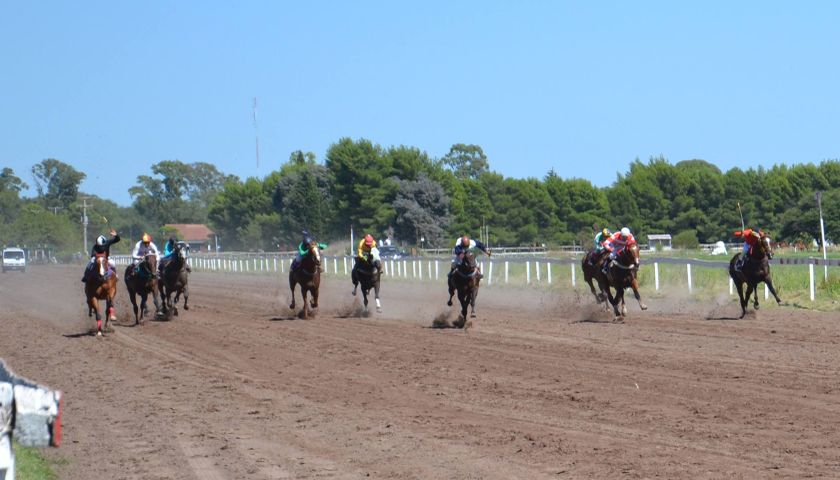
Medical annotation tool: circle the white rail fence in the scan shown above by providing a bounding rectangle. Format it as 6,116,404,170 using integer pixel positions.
112,254,839,302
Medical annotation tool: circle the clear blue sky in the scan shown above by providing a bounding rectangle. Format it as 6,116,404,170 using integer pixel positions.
2,2,839,206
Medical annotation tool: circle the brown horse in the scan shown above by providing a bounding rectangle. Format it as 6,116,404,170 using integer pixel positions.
84,253,118,336
124,252,160,325
597,244,647,320
158,242,190,319
729,232,782,318
289,240,321,318
447,250,480,327
582,248,610,306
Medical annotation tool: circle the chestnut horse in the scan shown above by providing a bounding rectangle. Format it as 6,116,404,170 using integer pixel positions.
289,240,321,318
84,253,118,336
447,250,480,327
729,232,782,318
124,252,160,325
597,244,647,320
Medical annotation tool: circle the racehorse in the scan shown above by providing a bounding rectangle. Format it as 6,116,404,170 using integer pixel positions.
158,242,190,318
597,244,648,320
447,250,480,327
582,248,610,306
84,253,118,336
124,252,161,325
729,232,782,318
289,240,321,318
351,247,382,313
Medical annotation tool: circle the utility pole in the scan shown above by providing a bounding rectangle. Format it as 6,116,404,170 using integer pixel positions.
816,192,828,281
81,198,90,254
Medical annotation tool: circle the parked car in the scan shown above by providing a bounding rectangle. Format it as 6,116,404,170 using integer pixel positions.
377,245,406,259
2,248,26,273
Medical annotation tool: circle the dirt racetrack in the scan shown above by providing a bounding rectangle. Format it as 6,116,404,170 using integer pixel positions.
1,265,839,479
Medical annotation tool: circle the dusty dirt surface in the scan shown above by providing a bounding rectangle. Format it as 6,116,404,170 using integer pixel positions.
1,265,839,479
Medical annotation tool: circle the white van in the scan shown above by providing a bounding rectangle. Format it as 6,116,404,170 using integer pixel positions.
1,248,26,273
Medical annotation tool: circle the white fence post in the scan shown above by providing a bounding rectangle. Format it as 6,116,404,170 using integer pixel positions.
435,260,439,280
274,258,277,271
655,262,660,291
764,283,769,300
505,261,509,284
570,263,576,287
412,260,416,278
810,263,815,301
547,262,552,284
334,257,338,275
403,260,407,278
428,260,432,279
729,277,733,296
536,261,541,283
419,260,423,279
687,263,692,294
343,257,348,275
526,261,531,284
488,261,493,285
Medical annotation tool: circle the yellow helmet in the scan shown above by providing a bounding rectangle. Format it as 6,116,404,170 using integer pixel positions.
602,228,611,237
141,233,152,243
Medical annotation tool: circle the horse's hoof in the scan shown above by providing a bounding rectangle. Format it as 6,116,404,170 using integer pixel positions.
376,307,382,313
447,300,453,307
351,289,356,296
289,304,295,310
184,305,189,311
174,308,179,317
754,305,760,310
470,312,476,318
96,331,102,337
640,304,648,310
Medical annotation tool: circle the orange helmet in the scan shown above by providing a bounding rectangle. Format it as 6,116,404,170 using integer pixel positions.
364,234,374,246
460,235,470,247
142,233,152,243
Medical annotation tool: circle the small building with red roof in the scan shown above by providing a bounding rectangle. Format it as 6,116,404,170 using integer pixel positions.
164,224,217,252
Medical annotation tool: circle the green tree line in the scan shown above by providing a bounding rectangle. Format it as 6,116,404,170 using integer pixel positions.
3,140,839,256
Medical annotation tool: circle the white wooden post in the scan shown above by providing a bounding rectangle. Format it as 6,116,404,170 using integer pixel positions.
536,261,541,282
526,261,531,284
488,261,493,285
547,262,552,284
687,263,692,293
764,283,769,300
333,257,338,275
253,258,257,270
412,260,416,278
428,261,432,279
343,257,348,275
419,260,423,279
403,260,407,278
505,261,509,283
655,262,660,291
570,263,576,287
729,277,733,296
809,263,815,301
435,260,439,280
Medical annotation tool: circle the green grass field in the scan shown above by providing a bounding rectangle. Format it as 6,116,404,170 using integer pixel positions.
12,442,62,480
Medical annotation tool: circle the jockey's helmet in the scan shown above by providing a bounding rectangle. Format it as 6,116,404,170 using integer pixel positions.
602,228,611,237
461,236,470,247
364,234,374,246
142,233,152,243
620,227,631,238
96,235,107,246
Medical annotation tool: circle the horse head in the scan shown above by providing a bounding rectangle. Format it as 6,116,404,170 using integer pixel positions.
308,240,321,266
95,254,108,279
143,252,158,276
617,243,640,269
458,251,477,274
758,232,774,260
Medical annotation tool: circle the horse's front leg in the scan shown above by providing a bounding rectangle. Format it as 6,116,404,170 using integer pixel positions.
584,273,602,304
765,278,782,305
151,284,161,314
470,282,479,318
733,278,748,318
182,285,189,310
744,283,756,312
373,278,382,313
301,288,309,318
631,276,647,310
89,297,102,334
447,278,455,306
128,292,139,324
289,280,297,310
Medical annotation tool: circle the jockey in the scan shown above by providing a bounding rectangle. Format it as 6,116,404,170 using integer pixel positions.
356,234,377,263
351,234,381,296
81,229,120,282
449,235,491,278
602,227,636,272
157,236,191,277
734,228,762,271
589,228,612,265
132,233,160,266
291,230,328,271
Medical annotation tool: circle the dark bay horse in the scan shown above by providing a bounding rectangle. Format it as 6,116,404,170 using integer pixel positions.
582,249,610,306
597,244,647,320
729,232,782,318
124,252,160,325
351,249,382,313
158,242,190,318
289,240,321,318
447,251,480,328
84,253,118,336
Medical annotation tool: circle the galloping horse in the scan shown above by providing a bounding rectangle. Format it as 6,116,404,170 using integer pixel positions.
158,242,190,318
582,249,610,306
597,244,647,320
447,250,480,327
729,232,782,318
351,247,382,313
289,240,321,318
84,253,118,336
124,252,161,325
